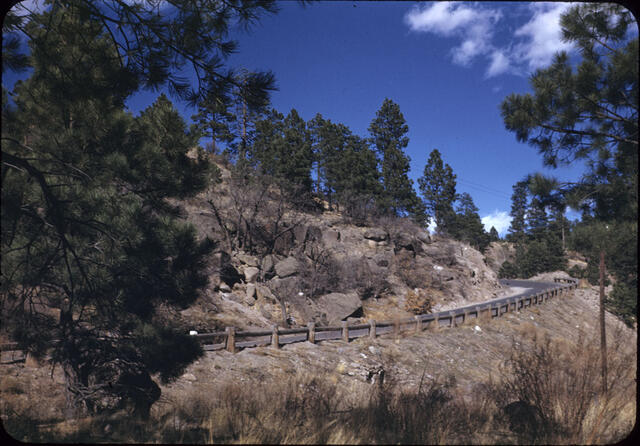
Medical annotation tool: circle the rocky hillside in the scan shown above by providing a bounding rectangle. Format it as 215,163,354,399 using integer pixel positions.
173,158,505,333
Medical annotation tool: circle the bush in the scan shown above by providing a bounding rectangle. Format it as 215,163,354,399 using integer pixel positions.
498,261,519,279
405,289,433,315
489,331,636,444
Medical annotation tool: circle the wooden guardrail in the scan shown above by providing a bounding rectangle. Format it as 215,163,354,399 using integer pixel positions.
193,277,579,353
0,278,578,357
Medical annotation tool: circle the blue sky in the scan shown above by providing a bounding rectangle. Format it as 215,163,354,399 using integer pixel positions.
6,1,615,235
218,1,588,234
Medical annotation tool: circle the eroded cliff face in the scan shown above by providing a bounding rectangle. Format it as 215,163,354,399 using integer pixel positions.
174,160,506,332
483,241,516,274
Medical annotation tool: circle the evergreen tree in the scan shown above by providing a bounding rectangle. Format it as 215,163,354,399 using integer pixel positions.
5,0,278,105
368,98,426,224
418,149,456,234
501,3,637,325
2,8,215,416
333,134,382,211
251,108,313,195
191,91,236,154
506,180,529,243
489,226,500,242
454,192,490,251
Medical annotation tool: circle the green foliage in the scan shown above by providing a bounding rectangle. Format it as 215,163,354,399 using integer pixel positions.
369,98,426,225
489,226,500,242
569,220,636,325
418,149,457,234
251,108,313,196
498,261,520,279
0,4,238,415
6,0,278,105
506,180,528,243
453,193,490,252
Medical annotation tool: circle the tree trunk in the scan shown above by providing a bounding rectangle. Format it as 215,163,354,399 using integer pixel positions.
599,250,608,394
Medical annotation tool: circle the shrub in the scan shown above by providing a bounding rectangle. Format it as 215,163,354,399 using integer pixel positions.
489,331,636,444
405,289,433,315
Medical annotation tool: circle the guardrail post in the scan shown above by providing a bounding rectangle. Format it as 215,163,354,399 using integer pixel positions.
369,319,377,339
226,326,236,353
307,322,315,344
433,315,441,331
415,315,422,333
341,320,349,343
449,311,456,327
271,324,279,349
462,310,469,324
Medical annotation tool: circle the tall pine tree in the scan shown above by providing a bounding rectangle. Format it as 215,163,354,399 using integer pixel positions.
418,149,457,234
368,98,426,225
2,7,216,416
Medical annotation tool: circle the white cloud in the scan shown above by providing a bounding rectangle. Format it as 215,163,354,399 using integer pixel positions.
405,2,502,68
486,50,511,77
481,210,512,236
405,2,477,36
512,3,574,71
404,2,576,78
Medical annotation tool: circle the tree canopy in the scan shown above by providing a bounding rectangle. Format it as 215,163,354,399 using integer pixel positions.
1,0,278,416
501,3,638,325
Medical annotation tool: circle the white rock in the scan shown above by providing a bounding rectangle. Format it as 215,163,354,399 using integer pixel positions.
368,346,380,355
433,265,444,271
189,330,198,336
474,325,482,332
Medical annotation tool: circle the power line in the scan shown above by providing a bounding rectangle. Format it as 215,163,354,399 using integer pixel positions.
456,178,512,199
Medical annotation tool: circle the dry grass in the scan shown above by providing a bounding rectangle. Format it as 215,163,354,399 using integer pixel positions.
2,296,636,444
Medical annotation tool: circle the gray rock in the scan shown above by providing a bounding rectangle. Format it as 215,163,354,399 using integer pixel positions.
315,292,362,324
183,373,197,382
363,228,388,242
256,284,276,303
322,229,341,245
219,282,231,292
243,266,260,283
261,255,276,279
246,283,256,301
275,257,300,278
416,231,431,244
237,253,259,267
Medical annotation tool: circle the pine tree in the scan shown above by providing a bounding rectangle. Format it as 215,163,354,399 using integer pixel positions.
489,226,500,242
2,7,216,416
454,192,490,251
250,108,313,196
501,3,637,326
418,149,456,234
368,98,426,224
506,180,529,243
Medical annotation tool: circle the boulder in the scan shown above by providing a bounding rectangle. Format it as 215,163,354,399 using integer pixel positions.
268,276,300,298
246,283,256,301
322,229,341,245
256,284,276,303
315,292,362,324
261,254,276,279
243,266,260,283
363,228,388,242
237,253,259,267
416,231,431,244
275,257,300,278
